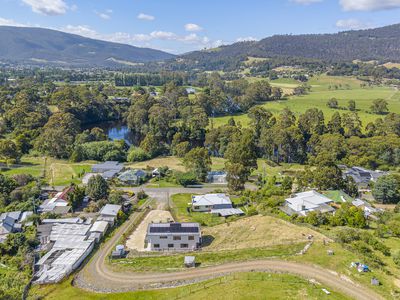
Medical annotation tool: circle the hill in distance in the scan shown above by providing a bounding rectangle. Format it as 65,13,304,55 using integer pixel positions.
182,23,400,66
0,26,175,67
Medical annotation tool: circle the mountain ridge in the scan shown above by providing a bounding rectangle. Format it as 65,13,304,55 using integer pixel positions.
0,26,175,67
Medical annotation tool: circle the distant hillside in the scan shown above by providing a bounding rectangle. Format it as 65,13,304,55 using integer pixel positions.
181,24,400,69
0,26,174,67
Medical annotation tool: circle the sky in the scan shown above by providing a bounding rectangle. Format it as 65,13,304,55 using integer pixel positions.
1,0,400,54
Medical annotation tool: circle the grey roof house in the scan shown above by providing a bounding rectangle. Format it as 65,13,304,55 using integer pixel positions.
118,169,147,185
344,167,387,187
0,211,33,243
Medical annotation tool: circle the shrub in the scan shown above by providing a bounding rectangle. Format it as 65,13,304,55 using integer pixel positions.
175,172,198,187
127,147,150,162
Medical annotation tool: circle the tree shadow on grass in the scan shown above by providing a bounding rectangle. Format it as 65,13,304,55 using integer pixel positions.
201,235,215,248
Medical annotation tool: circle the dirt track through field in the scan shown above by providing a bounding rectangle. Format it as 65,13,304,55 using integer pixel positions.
75,200,383,300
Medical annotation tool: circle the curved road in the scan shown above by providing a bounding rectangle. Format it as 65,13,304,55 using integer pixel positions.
76,203,383,300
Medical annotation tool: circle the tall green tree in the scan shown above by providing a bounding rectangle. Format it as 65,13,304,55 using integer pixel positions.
225,130,257,190
86,175,109,201
372,175,400,204
183,147,211,182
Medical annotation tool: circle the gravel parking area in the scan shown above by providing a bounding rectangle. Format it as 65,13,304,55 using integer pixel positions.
126,210,174,251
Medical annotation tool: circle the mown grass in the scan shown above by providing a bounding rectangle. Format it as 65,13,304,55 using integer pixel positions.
170,193,231,227
0,156,93,186
29,272,349,300
212,75,400,128
111,243,305,272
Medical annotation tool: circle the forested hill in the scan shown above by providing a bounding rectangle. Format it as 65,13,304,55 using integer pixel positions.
181,23,400,68
0,26,174,67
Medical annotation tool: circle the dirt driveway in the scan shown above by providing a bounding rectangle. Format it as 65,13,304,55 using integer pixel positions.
125,210,174,251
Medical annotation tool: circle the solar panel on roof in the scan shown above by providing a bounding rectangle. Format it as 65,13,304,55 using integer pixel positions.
149,223,199,233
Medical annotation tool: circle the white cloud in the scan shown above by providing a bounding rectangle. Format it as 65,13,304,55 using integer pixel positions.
236,36,258,42
291,0,322,5
0,17,27,27
184,23,203,32
137,13,155,21
62,25,216,47
336,18,372,30
95,10,111,20
340,0,400,11
22,0,68,16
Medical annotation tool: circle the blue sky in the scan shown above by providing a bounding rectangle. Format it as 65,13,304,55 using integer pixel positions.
1,0,400,54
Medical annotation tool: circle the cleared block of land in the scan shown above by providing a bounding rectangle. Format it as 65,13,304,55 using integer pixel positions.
126,210,174,252
203,215,326,251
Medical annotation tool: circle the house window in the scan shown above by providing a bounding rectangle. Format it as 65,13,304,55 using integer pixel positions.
173,236,181,240
160,236,168,239
194,206,200,210
153,244,160,248
188,236,194,240
180,244,189,248
168,244,174,248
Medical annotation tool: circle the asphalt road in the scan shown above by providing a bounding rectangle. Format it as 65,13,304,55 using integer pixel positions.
75,198,383,300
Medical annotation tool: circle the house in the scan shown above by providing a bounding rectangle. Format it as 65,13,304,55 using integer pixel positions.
111,245,126,258
344,167,387,187
282,190,335,216
191,194,244,217
92,161,124,174
146,222,202,252
352,199,380,218
98,204,122,226
39,187,73,214
0,211,33,243
206,171,227,184
118,169,147,185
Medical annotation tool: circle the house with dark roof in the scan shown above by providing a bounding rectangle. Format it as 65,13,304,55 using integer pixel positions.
343,167,387,188
145,222,202,251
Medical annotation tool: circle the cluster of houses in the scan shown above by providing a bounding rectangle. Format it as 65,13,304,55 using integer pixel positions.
39,186,74,215
34,204,122,284
82,161,149,185
0,211,33,243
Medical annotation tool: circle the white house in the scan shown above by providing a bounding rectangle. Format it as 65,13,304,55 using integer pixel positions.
283,190,335,216
206,171,227,184
191,194,244,217
98,204,122,226
146,222,202,252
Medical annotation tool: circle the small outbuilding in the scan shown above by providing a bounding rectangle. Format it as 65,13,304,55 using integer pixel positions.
184,256,196,268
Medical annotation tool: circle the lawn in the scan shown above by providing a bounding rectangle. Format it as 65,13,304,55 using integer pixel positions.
211,75,400,128
111,243,305,272
29,272,349,300
322,190,354,203
170,193,231,227
1,156,93,186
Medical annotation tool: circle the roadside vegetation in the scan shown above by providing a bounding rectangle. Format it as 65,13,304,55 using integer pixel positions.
29,272,348,300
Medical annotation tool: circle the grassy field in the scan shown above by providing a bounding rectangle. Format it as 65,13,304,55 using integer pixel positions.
111,243,305,272
291,238,400,299
202,214,325,251
126,156,226,172
29,272,348,300
0,156,93,186
212,75,400,128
